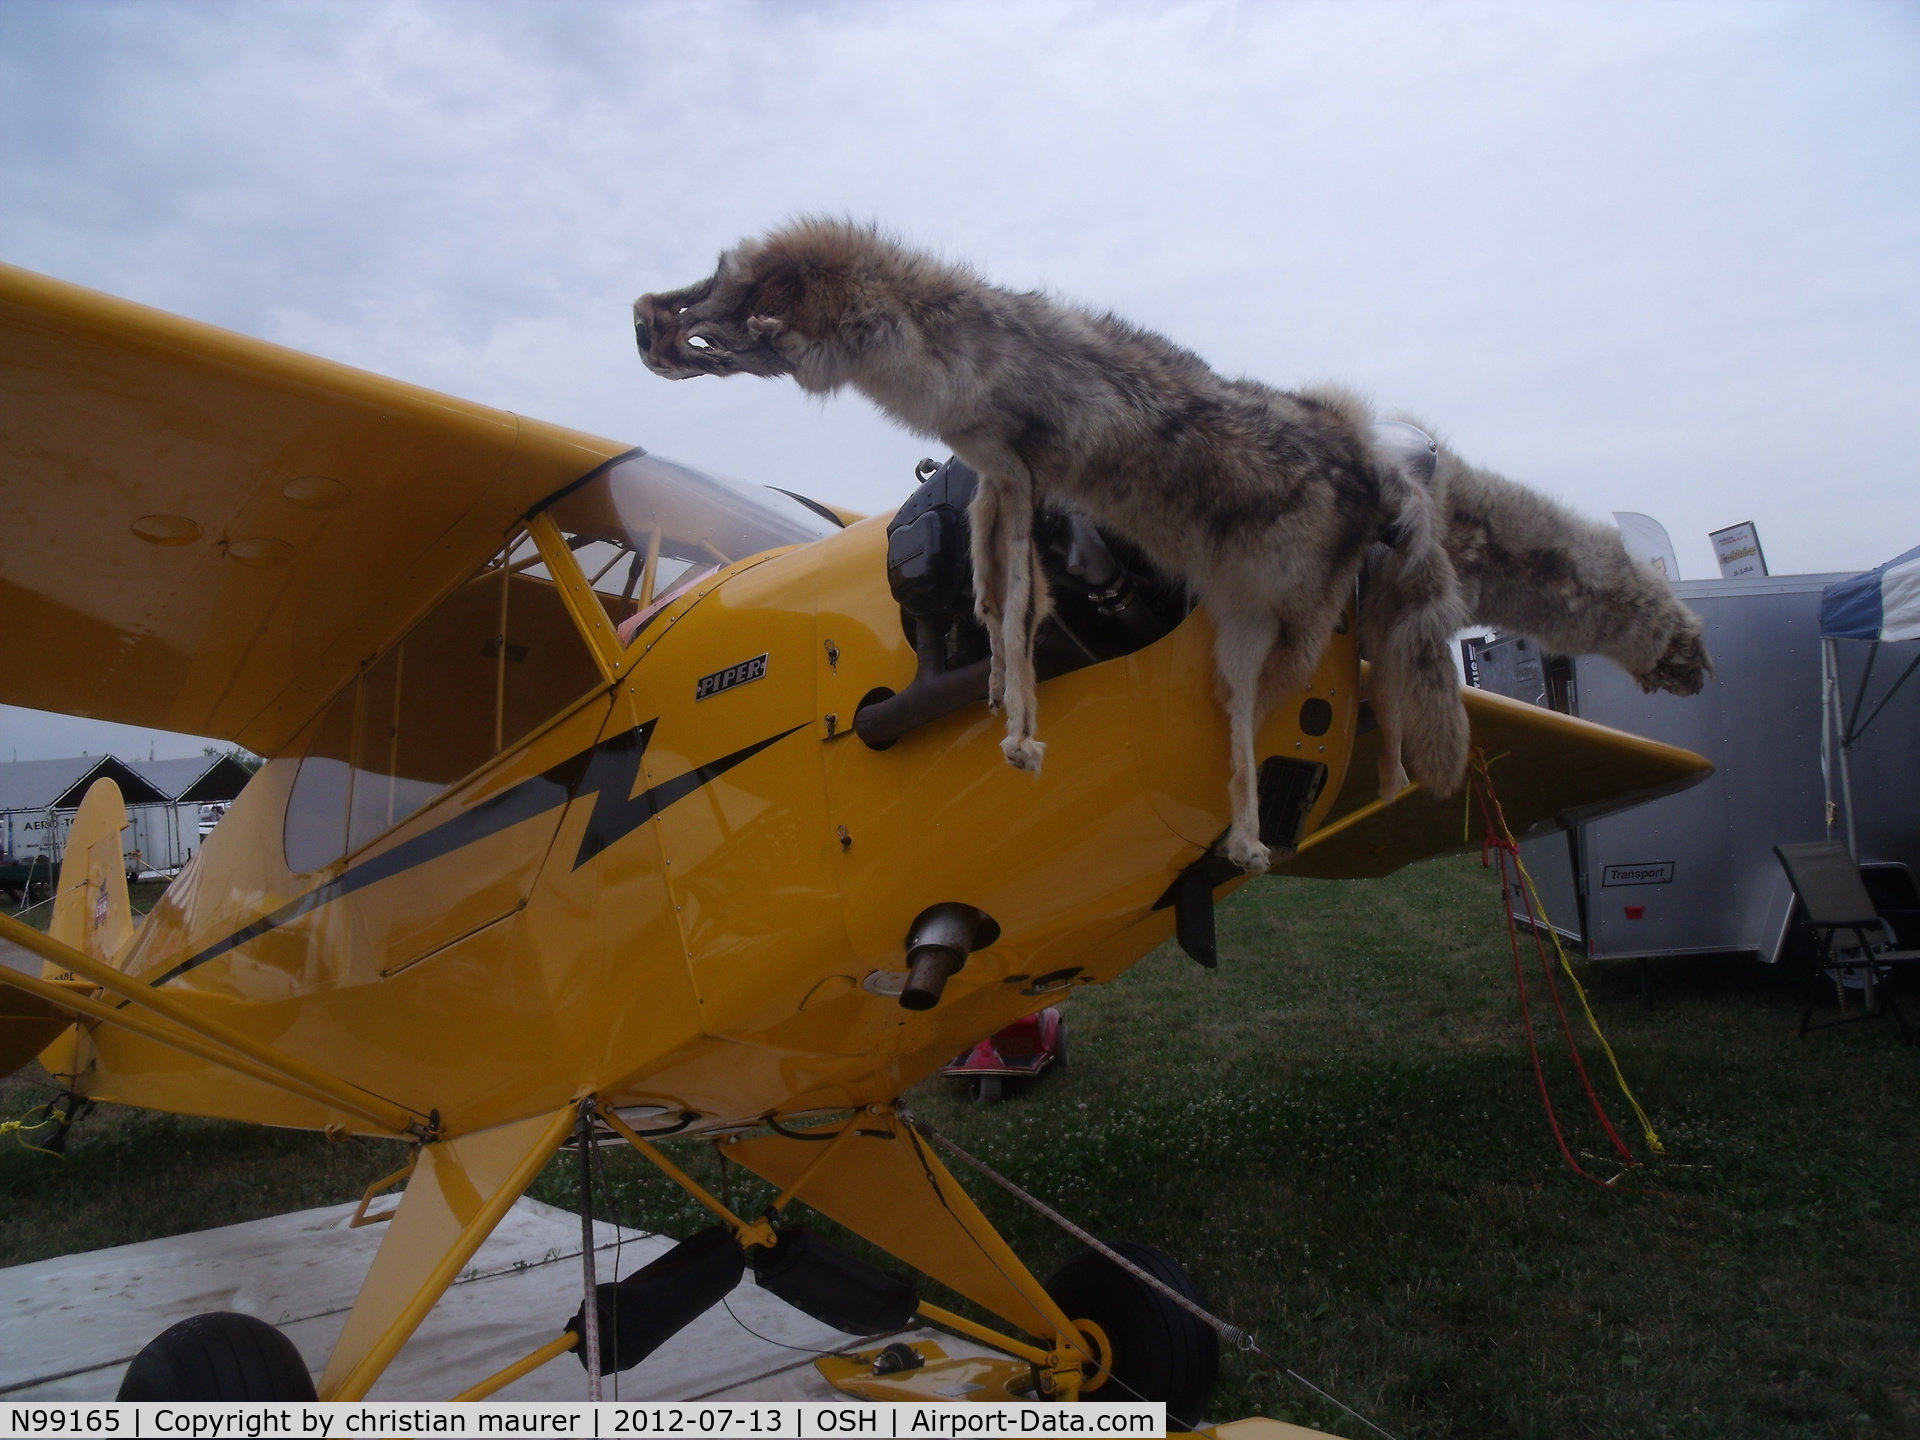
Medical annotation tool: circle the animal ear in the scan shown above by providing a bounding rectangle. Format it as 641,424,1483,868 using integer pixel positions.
746,314,785,340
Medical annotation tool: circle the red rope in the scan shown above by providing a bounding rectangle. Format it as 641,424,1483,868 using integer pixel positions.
1509,839,1638,1165
1468,756,1653,1193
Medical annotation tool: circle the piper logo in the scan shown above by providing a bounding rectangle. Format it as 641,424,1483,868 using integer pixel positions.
695,653,768,701
1602,861,1675,887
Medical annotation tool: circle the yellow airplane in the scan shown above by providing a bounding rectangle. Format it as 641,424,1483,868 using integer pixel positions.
0,260,1710,1418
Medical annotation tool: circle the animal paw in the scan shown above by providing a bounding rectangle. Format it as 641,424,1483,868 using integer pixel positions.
1377,759,1411,803
1002,735,1046,773
1225,834,1271,873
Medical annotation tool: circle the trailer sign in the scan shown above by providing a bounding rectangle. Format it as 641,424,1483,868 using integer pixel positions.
1602,861,1675,887
1709,521,1768,580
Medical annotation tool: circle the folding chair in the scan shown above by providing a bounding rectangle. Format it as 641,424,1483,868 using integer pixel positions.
1774,841,1920,1043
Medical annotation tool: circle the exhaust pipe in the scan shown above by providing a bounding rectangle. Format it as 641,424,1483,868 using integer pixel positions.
899,902,1000,1011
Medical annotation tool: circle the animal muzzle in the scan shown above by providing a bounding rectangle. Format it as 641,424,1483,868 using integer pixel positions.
634,331,713,381
633,294,699,378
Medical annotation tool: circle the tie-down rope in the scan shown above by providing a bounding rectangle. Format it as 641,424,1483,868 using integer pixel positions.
1466,751,1667,1192
911,1118,1401,1440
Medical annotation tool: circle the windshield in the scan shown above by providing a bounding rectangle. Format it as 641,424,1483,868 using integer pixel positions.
536,453,837,643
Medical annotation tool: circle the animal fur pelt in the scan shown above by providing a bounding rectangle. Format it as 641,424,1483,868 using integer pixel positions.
635,218,1470,872
1360,434,1713,796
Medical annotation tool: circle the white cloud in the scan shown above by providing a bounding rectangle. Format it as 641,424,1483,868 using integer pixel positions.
2,0,1917,756
0,705,221,765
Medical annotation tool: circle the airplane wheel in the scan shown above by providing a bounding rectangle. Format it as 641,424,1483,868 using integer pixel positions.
970,1076,1004,1105
117,1312,317,1400
1043,1242,1218,1425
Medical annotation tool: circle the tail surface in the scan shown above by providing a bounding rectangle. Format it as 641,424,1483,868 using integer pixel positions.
48,778,136,968
36,777,136,1082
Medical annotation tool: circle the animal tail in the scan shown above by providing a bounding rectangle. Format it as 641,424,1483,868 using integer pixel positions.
1366,424,1471,799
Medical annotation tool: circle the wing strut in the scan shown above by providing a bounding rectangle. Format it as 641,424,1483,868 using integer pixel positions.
0,912,423,1137
320,1105,578,1399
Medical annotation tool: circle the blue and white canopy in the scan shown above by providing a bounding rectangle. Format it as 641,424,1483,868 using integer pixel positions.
1820,544,1920,643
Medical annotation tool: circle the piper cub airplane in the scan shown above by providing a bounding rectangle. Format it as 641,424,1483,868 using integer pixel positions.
0,261,1710,1416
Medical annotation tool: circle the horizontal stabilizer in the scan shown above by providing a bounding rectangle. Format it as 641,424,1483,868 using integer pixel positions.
0,979,75,1078
1287,686,1712,879
0,910,419,1135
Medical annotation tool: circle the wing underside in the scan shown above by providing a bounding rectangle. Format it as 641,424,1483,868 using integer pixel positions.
0,263,628,757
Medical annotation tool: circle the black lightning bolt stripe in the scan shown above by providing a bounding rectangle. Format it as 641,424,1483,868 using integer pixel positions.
569,722,804,869
145,720,807,989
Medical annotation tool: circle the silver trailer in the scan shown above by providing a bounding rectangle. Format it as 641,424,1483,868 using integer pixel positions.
1466,572,1920,963
0,752,254,892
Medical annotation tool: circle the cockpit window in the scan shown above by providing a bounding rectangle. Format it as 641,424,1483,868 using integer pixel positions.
538,453,835,646
283,524,602,874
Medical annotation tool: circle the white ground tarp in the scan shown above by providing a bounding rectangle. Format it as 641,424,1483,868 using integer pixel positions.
0,1197,989,1401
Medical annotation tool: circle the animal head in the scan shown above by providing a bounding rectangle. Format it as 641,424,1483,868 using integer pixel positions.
633,252,796,382
1636,616,1713,697
635,219,964,391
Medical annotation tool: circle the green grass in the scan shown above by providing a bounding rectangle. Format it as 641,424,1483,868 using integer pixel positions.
4,878,174,930
6,856,1918,1436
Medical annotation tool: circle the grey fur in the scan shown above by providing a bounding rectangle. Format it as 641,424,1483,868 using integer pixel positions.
1361,434,1713,795
635,218,1471,872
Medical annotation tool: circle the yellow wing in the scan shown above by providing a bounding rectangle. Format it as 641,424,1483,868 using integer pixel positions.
1287,686,1712,878
0,263,628,757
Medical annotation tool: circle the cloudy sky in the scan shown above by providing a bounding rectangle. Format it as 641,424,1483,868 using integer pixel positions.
3,0,1916,761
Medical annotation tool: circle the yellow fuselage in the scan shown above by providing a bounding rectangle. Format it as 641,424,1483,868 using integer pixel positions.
85,517,1354,1139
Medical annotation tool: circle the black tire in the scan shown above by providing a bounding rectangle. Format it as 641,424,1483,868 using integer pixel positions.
970,1075,1004,1105
117,1312,317,1400
1053,1016,1070,1071
1044,1242,1218,1426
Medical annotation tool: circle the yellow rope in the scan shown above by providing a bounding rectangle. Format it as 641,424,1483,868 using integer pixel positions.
1464,752,1511,842
1504,825,1666,1156
1,1104,69,1158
